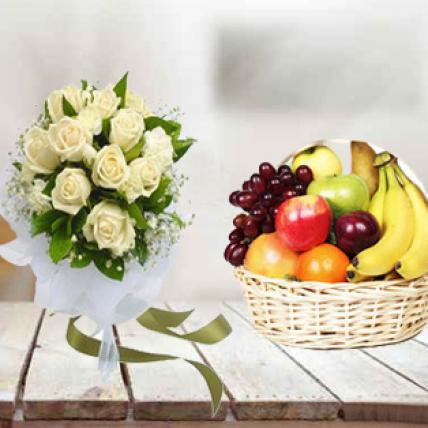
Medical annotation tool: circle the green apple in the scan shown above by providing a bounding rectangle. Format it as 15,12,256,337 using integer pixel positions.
292,146,342,180
307,174,370,218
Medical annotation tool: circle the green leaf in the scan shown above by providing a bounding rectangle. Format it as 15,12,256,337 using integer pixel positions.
144,116,181,137
72,208,88,233
102,118,111,140
66,215,72,236
124,138,144,162
42,172,59,196
82,240,99,251
62,95,77,117
44,100,51,122
93,140,101,151
127,203,147,229
49,222,73,264
51,215,67,233
173,138,195,162
97,189,126,204
31,210,63,236
113,72,128,108
70,244,92,268
93,251,124,281
141,176,172,214
12,161,22,171
81,80,88,90
133,233,149,266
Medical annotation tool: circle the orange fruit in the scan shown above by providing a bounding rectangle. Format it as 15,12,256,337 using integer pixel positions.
296,243,349,283
244,233,299,279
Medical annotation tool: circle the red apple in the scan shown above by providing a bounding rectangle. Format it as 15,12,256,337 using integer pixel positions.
275,195,333,252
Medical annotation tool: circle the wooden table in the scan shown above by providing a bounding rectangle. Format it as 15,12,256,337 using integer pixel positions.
1,301,428,426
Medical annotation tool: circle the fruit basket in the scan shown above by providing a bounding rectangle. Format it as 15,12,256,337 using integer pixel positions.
226,139,428,349
235,267,428,348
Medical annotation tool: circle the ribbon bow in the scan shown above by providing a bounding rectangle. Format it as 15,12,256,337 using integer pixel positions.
66,307,232,416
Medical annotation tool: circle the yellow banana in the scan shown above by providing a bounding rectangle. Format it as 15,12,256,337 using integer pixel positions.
368,167,387,231
352,164,414,276
373,151,393,167
393,162,428,279
346,265,373,283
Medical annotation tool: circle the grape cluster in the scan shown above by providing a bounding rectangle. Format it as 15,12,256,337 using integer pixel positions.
224,162,314,266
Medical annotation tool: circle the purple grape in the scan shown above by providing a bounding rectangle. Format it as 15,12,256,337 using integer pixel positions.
228,243,247,266
243,216,259,238
259,162,276,180
284,188,298,199
295,183,306,195
233,213,247,229
224,242,238,262
250,173,266,194
268,177,285,195
296,165,313,185
229,191,240,206
250,204,268,222
278,164,291,175
280,171,295,187
242,180,252,191
229,228,244,243
269,204,280,218
236,191,258,210
260,192,275,207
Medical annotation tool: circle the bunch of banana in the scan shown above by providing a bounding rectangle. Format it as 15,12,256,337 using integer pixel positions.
393,162,428,279
351,155,415,277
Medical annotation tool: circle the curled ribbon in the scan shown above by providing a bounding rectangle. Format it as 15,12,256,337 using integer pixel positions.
66,307,232,416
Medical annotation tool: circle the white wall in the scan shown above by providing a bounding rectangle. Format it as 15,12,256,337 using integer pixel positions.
0,0,427,300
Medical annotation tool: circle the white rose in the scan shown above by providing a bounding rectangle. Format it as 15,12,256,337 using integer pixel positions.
48,117,92,162
92,144,129,189
82,144,98,168
125,90,152,118
109,108,145,152
90,85,120,119
78,105,102,135
143,127,174,173
122,156,161,203
51,168,91,215
47,85,87,123
29,179,52,214
24,127,60,174
83,200,135,256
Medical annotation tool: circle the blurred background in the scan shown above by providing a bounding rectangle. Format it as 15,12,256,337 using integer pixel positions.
0,0,427,301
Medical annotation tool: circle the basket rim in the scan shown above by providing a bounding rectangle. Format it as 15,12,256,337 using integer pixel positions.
234,265,428,291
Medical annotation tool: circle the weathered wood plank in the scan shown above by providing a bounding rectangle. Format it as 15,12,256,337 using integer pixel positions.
116,310,228,421
6,420,428,428
23,313,128,420
414,324,428,346
168,301,339,421
227,299,428,424
0,302,42,420
363,340,428,391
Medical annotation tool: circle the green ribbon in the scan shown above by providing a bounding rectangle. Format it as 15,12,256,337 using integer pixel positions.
66,307,232,416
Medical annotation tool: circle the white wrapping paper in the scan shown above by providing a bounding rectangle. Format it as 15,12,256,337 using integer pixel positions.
0,163,174,379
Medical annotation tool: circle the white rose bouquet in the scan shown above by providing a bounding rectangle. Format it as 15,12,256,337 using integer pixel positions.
4,73,194,281
0,74,230,415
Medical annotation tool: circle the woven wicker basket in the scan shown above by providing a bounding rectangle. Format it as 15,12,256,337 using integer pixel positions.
235,267,428,349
